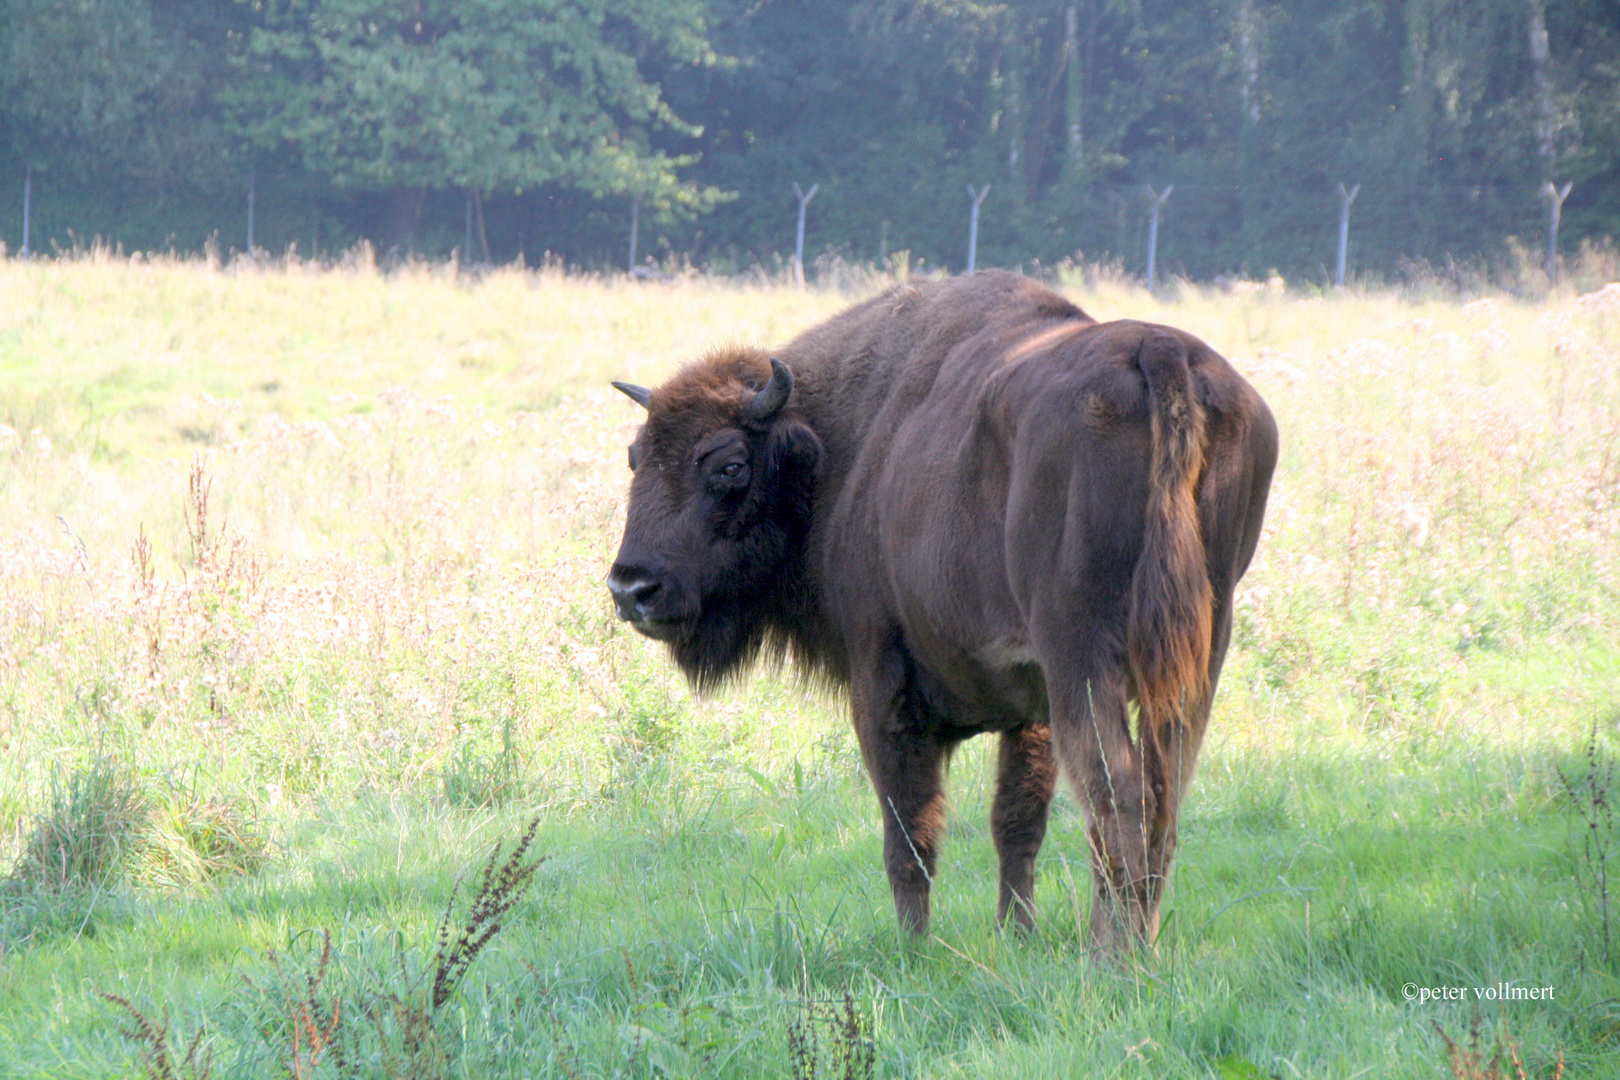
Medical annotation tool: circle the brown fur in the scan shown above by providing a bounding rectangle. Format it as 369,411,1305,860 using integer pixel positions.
608,271,1277,947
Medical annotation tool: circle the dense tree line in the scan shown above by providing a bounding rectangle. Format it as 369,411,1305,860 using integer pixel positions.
2,0,1616,281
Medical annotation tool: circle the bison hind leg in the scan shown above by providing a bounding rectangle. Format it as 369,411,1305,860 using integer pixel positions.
1039,653,1167,954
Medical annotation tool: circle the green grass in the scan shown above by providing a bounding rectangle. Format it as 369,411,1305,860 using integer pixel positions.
0,254,1617,1077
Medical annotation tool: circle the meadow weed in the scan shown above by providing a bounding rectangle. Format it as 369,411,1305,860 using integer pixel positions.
1558,721,1616,968
787,990,876,1080
1431,1011,1565,1080
102,994,214,1080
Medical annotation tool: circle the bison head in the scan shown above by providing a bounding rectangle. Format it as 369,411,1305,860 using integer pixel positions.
607,350,823,689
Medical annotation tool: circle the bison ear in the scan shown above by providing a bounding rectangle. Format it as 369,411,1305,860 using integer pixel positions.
745,357,793,421
762,419,823,499
612,381,653,409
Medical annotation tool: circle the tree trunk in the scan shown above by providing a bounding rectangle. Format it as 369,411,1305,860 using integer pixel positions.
1003,36,1026,204
1236,0,1262,270
1403,0,1432,105
1526,0,1556,181
1237,0,1260,126
1065,6,1083,176
1400,0,1436,251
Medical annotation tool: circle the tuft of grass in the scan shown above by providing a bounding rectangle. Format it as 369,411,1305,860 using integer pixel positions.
226,818,543,1078
0,758,146,947
7,756,146,895
440,716,524,810
143,793,271,889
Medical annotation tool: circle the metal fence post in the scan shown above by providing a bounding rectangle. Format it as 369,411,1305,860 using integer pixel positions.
629,191,642,273
1544,180,1572,284
1145,184,1173,291
792,182,819,286
1335,182,1360,288
966,184,990,272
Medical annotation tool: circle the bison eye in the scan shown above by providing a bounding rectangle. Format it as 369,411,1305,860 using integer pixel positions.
707,459,749,492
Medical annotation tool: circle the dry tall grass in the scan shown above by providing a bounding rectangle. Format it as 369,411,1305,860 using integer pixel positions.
1,253,1617,861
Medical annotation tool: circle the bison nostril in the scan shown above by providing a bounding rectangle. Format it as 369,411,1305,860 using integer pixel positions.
607,574,661,620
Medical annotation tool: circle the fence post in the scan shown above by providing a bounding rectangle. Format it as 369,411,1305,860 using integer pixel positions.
1543,180,1572,284
966,184,990,272
21,166,31,258
1335,182,1360,288
1145,184,1172,291
247,167,257,254
464,190,473,262
628,191,641,273
792,182,819,286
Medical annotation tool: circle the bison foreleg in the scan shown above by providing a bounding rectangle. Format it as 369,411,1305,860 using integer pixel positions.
876,749,949,937
851,646,956,938
992,724,1057,931
857,723,950,937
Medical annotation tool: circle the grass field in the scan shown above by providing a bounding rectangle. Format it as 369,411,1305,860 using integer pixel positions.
1,251,1618,1078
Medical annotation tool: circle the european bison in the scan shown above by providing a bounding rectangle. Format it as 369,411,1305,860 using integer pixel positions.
607,271,1276,948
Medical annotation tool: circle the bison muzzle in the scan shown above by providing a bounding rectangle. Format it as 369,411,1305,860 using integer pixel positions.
607,271,1276,949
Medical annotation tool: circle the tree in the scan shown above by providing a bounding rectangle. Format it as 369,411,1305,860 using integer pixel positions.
227,0,725,248
1,0,240,196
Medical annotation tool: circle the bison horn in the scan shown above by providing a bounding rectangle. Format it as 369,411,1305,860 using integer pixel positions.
612,381,653,409
745,357,793,421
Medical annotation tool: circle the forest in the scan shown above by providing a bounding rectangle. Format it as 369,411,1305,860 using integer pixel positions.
2,0,1617,282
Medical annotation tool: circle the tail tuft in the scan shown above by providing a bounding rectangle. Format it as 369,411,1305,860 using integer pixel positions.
1128,332,1213,750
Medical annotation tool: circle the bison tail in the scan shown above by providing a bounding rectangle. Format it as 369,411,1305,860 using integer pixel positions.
1128,331,1213,758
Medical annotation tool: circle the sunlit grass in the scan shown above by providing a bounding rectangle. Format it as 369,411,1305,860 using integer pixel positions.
0,253,1616,1076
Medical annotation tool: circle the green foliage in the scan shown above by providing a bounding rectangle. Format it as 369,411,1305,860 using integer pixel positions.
661,0,1620,276
0,0,241,188
227,0,723,204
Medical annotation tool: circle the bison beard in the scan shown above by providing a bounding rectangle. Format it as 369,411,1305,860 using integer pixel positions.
608,271,1276,951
